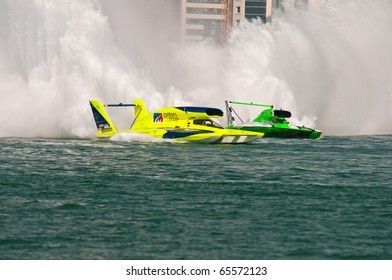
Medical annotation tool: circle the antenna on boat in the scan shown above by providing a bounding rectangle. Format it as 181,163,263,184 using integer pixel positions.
226,100,245,125
225,100,234,126
228,101,272,108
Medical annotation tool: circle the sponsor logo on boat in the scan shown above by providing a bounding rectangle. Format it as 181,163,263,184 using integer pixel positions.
153,113,163,122
163,112,179,122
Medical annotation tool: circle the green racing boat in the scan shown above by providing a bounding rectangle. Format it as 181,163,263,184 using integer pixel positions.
225,101,322,139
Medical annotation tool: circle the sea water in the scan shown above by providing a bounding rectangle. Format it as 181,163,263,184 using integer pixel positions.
0,0,392,260
1,136,391,259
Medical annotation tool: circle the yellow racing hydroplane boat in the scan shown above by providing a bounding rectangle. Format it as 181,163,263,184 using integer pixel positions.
89,100,263,143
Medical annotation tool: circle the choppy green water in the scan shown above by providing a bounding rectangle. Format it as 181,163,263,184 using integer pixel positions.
1,136,391,259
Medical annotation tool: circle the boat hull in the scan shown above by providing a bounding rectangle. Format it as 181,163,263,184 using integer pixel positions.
225,101,322,139
234,125,322,139
96,129,262,143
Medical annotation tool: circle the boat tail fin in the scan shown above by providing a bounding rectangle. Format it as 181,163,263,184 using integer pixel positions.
89,100,117,134
133,99,148,121
253,108,274,122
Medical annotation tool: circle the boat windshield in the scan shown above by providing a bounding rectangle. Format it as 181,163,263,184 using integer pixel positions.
193,119,223,128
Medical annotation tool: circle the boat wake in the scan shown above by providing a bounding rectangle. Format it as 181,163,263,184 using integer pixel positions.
110,132,180,144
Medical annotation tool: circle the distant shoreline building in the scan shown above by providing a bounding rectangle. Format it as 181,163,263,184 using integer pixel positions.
180,0,279,44
180,0,225,43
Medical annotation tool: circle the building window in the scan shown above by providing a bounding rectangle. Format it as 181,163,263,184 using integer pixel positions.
236,6,241,14
245,0,268,22
186,18,222,25
187,0,222,3
245,7,264,15
245,1,267,8
186,7,222,15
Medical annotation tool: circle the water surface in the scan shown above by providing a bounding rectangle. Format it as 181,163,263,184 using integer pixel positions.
1,136,391,259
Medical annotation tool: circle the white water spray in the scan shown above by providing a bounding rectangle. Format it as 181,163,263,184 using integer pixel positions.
0,0,391,137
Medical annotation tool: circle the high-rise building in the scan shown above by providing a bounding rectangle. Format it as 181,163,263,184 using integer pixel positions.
180,0,226,43
180,0,275,44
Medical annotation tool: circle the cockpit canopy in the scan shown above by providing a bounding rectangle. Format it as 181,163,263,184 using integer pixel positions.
175,107,224,117
273,109,292,118
193,119,223,128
